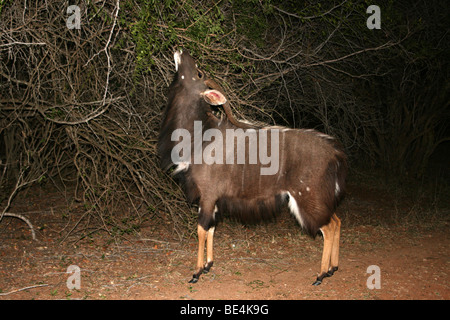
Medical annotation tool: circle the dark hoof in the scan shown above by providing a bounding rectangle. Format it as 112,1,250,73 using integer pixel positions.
312,279,322,286
327,266,338,276
188,275,199,283
312,267,338,285
203,261,213,274
312,272,329,286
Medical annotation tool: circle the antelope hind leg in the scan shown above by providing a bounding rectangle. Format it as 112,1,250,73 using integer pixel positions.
328,214,341,276
189,224,208,283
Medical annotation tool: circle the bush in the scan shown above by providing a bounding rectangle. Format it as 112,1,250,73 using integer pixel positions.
1,0,448,238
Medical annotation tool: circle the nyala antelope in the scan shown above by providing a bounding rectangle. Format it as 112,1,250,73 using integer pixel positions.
158,49,347,285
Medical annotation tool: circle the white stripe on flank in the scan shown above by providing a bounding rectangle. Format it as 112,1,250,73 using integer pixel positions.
286,191,305,228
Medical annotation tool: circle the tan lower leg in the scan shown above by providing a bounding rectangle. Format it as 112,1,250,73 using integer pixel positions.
330,214,341,269
196,224,207,273
319,218,336,276
206,226,214,265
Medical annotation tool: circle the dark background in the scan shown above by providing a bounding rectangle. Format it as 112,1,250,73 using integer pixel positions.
1,0,448,238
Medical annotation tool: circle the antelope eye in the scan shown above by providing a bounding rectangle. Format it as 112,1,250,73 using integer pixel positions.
197,70,203,79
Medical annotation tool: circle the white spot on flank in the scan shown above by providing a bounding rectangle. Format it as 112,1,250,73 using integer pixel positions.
306,187,310,192
181,75,185,80
286,191,305,228
298,191,302,196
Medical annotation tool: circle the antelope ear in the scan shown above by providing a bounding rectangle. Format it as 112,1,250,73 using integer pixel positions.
202,89,227,106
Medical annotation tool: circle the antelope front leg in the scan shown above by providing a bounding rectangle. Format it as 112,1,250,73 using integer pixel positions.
189,224,208,283
203,226,215,273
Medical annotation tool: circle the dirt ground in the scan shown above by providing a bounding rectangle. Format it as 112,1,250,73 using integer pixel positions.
0,181,449,300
